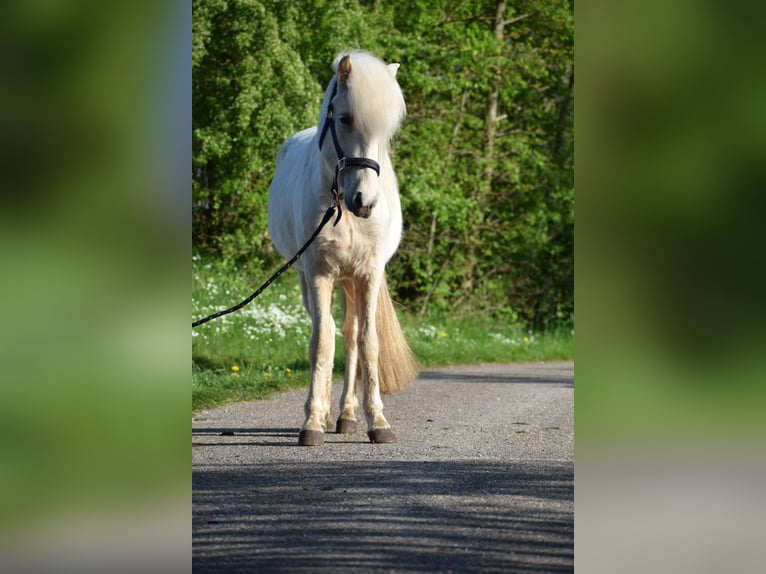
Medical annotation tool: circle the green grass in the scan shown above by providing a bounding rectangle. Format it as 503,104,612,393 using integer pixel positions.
192,254,573,412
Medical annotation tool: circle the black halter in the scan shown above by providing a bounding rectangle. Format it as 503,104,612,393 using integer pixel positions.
318,81,381,223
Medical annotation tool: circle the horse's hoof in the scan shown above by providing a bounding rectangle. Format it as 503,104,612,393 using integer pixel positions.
336,418,358,434
367,428,397,444
298,430,325,446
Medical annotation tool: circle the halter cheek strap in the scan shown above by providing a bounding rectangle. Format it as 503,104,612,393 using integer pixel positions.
318,81,381,224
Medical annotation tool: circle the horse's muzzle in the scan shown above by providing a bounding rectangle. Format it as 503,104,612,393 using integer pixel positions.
354,206,372,218
348,191,374,218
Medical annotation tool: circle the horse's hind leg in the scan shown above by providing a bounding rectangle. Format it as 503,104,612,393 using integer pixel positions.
299,272,335,446
336,280,359,434
355,274,396,444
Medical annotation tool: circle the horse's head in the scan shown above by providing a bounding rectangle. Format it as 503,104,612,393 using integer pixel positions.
319,51,406,219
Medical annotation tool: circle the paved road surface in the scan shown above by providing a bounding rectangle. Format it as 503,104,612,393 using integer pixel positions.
192,362,574,573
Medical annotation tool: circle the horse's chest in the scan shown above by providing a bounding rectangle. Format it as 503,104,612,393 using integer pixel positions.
317,221,386,275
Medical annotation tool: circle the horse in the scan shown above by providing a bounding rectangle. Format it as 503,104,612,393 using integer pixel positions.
267,50,418,446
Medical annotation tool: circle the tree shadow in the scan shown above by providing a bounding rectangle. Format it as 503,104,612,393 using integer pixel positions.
193,459,573,572
418,369,574,388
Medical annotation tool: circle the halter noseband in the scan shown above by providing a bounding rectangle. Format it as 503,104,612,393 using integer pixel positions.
318,81,381,223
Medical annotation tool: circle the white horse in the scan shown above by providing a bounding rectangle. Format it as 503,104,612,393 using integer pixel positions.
268,50,418,446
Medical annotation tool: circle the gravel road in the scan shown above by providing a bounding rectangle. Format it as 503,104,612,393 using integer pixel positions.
192,361,574,573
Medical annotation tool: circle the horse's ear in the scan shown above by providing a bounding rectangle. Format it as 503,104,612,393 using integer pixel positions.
337,55,352,86
388,63,400,77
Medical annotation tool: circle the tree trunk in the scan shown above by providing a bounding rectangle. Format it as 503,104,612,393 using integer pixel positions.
553,70,574,167
461,0,506,297
481,0,506,209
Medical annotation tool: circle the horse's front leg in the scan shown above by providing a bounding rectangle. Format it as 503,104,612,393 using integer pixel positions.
336,280,359,434
356,274,396,444
300,273,335,446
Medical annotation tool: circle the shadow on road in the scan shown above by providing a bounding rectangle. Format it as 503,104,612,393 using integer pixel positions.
418,370,573,388
193,460,573,573
192,427,300,448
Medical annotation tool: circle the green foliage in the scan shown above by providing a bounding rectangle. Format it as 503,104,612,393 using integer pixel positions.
192,0,574,330
192,0,321,258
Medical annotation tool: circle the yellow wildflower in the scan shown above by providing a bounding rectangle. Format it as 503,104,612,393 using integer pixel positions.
231,365,240,372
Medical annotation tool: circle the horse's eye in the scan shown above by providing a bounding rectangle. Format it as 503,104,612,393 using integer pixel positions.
339,115,353,126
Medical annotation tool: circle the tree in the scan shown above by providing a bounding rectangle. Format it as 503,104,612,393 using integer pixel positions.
386,0,574,328
192,0,320,258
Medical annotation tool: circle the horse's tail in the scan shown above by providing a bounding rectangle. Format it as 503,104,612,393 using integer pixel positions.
376,274,419,394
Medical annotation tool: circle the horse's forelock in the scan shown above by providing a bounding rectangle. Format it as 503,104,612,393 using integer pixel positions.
333,51,406,140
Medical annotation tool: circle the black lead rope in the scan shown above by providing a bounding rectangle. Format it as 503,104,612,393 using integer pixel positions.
193,79,381,329
192,203,339,328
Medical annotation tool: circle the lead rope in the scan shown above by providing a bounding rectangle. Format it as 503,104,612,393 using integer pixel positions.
192,201,340,328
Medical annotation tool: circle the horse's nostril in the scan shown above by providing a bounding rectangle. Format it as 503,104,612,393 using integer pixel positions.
353,192,363,209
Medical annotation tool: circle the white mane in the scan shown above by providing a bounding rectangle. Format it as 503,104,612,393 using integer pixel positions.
319,50,406,141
